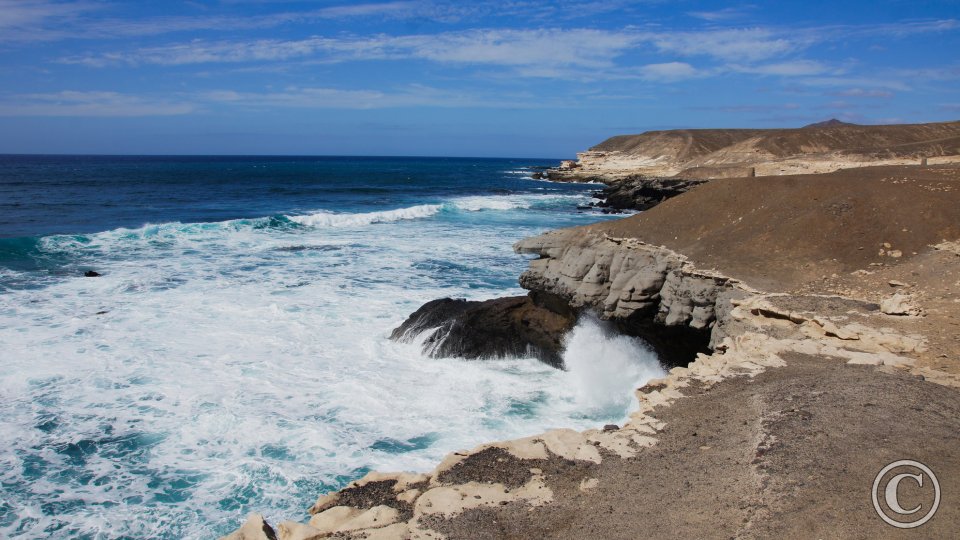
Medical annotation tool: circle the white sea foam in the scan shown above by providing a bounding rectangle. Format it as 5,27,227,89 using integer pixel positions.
288,204,443,227
285,194,592,229
562,316,665,416
0,192,639,539
449,195,531,211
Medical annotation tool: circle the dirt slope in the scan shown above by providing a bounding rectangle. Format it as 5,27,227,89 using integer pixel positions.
590,165,960,291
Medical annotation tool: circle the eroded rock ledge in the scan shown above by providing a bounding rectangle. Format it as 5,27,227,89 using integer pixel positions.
391,232,719,369
515,230,730,365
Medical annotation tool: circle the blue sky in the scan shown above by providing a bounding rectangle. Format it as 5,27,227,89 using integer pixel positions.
0,1,958,157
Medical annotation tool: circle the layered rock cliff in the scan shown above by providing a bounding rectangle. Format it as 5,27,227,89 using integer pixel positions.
514,231,731,364
547,119,960,182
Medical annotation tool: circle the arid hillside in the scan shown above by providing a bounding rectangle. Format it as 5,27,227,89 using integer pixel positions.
590,165,960,291
555,120,960,179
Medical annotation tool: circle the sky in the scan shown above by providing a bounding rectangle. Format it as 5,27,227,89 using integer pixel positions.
0,0,958,157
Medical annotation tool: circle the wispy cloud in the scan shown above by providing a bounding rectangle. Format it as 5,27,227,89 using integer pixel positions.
63,29,642,71
0,0,97,29
687,6,754,22
0,91,196,116
397,29,636,68
636,62,702,82
830,88,894,98
729,60,831,76
0,0,101,41
797,76,912,91
201,84,556,110
651,28,801,62
0,85,551,117
0,1,469,43
61,26,804,76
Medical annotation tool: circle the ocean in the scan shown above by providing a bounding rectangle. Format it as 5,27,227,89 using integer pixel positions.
0,155,664,539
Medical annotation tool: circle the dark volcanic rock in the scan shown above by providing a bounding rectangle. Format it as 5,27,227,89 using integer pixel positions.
391,292,577,368
84,270,101,277
595,176,707,211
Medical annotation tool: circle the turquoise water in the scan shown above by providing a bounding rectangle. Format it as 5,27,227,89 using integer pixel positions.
0,156,662,538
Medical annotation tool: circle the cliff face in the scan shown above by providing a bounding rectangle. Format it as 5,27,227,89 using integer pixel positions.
551,120,960,181
516,232,733,330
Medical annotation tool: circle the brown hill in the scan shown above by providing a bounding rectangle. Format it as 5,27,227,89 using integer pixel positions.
591,120,960,161
566,120,960,179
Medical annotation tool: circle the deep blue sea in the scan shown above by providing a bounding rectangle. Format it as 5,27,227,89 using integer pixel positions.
0,155,663,538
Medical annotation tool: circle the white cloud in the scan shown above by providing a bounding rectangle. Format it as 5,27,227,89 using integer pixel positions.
687,7,752,22
0,91,195,116
0,0,100,41
651,28,799,62
0,0,96,28
67,27,804,69
0,1,465,43
636,62,701,81
729,60,830,76
64,28,642,71
200,85,545,109
797,76,912,92
831,88,894,98
397,28,637,68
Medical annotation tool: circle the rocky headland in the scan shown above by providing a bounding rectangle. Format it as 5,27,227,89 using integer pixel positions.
541,119,960,183
541,119,960,213
223,128,960,539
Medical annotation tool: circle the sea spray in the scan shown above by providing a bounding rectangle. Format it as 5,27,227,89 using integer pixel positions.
562,316,666,418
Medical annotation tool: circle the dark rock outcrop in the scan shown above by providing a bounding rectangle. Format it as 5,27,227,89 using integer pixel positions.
84,270,101,277
390,292,577,368
594,176,707,211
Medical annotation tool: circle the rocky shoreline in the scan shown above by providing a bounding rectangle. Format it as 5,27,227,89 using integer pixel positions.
223,147,960,538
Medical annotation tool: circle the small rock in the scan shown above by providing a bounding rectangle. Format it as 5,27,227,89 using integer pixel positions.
579,478,600,492
84,270,101,277
888,280,908,288
882,242,892,249
602,424,619,432
880,293,920,316
888,250,902,258
219,513,277,540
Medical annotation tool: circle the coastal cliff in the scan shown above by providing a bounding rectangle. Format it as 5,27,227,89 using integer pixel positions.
223,163,960,539
543,119,960,183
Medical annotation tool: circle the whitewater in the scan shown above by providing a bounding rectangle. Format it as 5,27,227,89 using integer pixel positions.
0,157,662,539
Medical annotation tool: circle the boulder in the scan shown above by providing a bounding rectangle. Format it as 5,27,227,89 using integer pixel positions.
391,292,577,368
595,176,707,212
880,293,920,316
219,514,277,540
